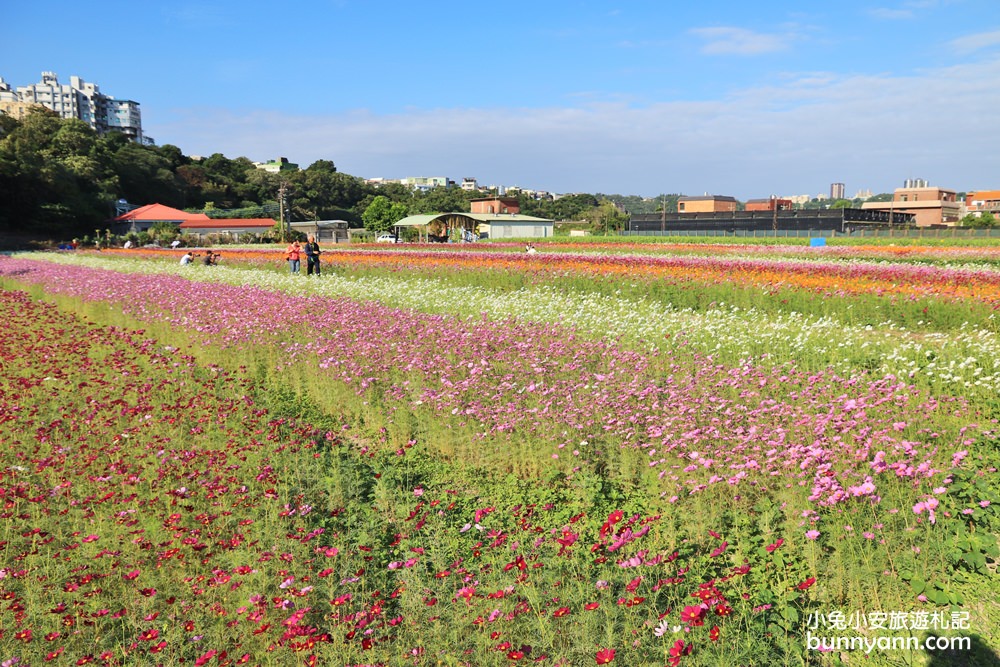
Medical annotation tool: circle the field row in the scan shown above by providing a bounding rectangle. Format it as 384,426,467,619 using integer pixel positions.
21,252,1000,405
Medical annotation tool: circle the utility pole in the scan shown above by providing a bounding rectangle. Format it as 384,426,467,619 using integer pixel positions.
278,181,290,240
661,195,666,234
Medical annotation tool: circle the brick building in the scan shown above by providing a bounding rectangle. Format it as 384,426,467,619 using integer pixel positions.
677,195,738,213
745,197,793,212
861,184,961,227
470,197,520,215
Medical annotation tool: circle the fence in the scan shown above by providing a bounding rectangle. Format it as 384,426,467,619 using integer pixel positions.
621,228,1000,239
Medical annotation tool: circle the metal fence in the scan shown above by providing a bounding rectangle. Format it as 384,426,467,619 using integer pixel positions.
621,228,1000,239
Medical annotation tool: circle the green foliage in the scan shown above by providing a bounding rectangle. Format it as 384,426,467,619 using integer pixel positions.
583,200,630,235
362,195,409,232
519,192,599,220
961,212,998,228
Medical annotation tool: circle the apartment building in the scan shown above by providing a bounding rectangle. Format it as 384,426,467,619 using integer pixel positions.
0,72,147,143
965,190,1000,217
861,182,962,227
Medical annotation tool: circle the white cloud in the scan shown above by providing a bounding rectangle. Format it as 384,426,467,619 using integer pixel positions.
150,57,1000,198
949,29,1000,54
689,26,790,55
867,7,915,19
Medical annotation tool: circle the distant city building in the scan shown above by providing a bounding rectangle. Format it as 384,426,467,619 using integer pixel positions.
460,177,479,191
254,157,299,173
745,197,794,212
854,188,873,199
784,194,812,205
861,181,961,227
965,190,1000,217
677,195,738,213
401,176,453,191
0,72,148,143
830,182,845,200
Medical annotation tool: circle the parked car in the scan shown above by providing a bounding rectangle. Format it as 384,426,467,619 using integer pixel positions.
376,233,401,243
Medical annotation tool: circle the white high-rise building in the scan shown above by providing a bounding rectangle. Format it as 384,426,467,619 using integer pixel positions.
4,72,148,143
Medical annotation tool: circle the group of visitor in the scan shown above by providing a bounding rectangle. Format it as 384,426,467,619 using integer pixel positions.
285,235,322,275
179,252,221,266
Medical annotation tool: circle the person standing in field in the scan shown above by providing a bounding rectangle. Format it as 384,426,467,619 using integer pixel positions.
286,240,302,274
304,234,322,276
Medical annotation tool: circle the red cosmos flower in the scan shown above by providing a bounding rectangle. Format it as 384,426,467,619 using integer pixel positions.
553,606,571,617
138,628,159,641
595,647,616,664
507,650,525,660
709,625,721,642
709,541,728,558
797,577,817,591
45,647,65,661
669,640,692,658
680,605,705,626
714,603,733,617
584,602,601,611
765,538,785,553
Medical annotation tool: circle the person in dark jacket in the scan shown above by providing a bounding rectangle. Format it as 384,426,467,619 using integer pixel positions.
304,235,322,276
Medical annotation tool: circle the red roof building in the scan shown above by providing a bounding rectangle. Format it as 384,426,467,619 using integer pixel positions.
112,203,210,232
112,203,277,239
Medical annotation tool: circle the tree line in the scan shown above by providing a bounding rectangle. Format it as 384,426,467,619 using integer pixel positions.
0,111,645,242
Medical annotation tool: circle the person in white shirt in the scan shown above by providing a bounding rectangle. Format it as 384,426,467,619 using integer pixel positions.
180,252,193,265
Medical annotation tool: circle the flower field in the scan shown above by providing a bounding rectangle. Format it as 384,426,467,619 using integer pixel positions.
1,244,998,666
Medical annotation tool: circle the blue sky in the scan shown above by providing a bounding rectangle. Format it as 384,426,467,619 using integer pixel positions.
4,0,1000,199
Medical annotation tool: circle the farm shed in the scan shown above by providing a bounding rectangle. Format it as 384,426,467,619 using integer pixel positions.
394,213,553,241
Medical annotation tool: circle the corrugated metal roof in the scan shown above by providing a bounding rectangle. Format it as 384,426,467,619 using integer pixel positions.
395,214,446,227
395,213,552,227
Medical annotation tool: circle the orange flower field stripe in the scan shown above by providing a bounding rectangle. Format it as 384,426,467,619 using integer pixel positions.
101,247,1000,305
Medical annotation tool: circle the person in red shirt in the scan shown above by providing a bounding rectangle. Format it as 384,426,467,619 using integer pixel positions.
286,241,302,274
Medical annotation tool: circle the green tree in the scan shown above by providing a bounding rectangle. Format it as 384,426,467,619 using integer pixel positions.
109,142,185,207
148,220,181,244
0,111,117,234
583,200,629,235
409,186,474,214
960,212,997,228
362,195,409,233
